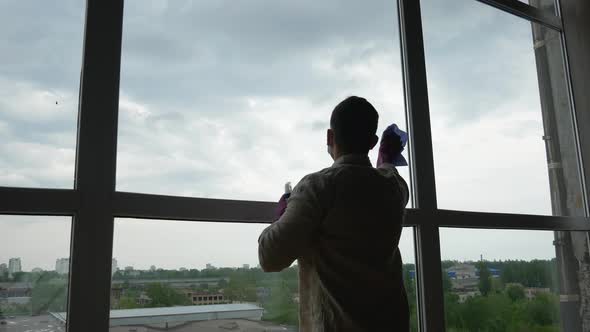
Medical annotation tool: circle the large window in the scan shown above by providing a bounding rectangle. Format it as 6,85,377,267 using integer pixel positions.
416,0,588,330
422,0,583,216
116,0,409,200
0,0,588,332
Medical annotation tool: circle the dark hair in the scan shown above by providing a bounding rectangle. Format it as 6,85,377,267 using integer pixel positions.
330,96,379,154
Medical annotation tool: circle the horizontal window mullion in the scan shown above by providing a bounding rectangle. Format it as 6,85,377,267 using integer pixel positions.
112,191,590,230
407,208,590,230
114,191,276,223
0,187,78,215
476,0,562,31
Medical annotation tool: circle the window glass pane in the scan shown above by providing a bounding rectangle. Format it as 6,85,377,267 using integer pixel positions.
116,0,408,201
110,219,417,330
402,228,419,332
422,0,583,216
440,228,573,331
0,215,71,331
0,2,84,188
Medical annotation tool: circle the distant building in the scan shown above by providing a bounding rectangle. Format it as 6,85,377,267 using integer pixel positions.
488,268,501,277
111,286,123,307
8,258,22,274
0,282,33,298
55,258,70,274
124,266,133,271
242,264,250,269
112,258,118,276
447,264,477,279
447,264,479,292
457,290,480,303
184,291,228,305
137,292,152,305
51,304,266,329
111,277,230,289
205,263,215,270
0,263,7,275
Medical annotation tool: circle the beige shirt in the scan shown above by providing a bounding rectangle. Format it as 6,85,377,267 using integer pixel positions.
258,154,410,332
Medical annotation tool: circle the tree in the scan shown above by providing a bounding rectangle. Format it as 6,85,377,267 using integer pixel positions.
218,279,228,288
11,272,26,282
118,296,140,309
442,269,453,293
505,283,525,302
145,283,190,307
263,280,297,326
524,293,560,327
491,276,504,294
401,265,418,332
31,277,67,314
224,273,257,303
477,261,492,296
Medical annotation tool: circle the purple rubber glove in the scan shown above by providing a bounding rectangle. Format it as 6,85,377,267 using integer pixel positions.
377,123,408,167
274,182,293,221
275,193,291,221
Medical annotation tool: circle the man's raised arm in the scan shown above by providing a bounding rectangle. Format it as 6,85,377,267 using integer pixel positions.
258,173,330,272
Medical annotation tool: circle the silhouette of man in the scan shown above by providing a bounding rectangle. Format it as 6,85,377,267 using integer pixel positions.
258,96,410,331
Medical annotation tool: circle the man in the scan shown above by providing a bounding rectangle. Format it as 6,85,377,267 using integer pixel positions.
258,96,410,331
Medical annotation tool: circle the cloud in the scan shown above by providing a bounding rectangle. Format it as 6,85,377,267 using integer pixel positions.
0,1,84,88
0,80,77,188
432,108,551,215
422,0,541,123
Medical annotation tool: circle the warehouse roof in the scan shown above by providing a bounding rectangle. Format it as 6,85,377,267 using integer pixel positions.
51,303,264,325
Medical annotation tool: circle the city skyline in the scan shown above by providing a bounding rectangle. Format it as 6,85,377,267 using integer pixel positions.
1,226,558,273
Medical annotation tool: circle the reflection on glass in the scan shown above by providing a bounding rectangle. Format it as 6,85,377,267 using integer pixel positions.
439,228,570,331
421,0,582,216
0,2,84,188
116,0,408,200
109,219,416,331
0,216,71,331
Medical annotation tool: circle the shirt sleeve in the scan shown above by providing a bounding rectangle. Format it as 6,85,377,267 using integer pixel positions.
258,173,330,272
377,163,410,208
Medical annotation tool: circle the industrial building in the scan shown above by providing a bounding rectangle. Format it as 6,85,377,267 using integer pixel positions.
51,304,264,328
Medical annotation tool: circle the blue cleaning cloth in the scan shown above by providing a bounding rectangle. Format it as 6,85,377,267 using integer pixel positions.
381,124,408,167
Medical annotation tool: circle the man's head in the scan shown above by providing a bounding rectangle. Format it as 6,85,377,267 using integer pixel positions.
327,96,379,159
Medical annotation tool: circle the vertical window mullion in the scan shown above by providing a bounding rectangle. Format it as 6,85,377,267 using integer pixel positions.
68,1,124,331
397,0,446,330
557,0,590,217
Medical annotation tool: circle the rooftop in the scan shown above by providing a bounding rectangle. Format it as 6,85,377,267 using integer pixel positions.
51,303,264,326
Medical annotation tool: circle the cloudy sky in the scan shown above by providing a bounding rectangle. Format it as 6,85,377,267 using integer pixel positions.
0,0,575,272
